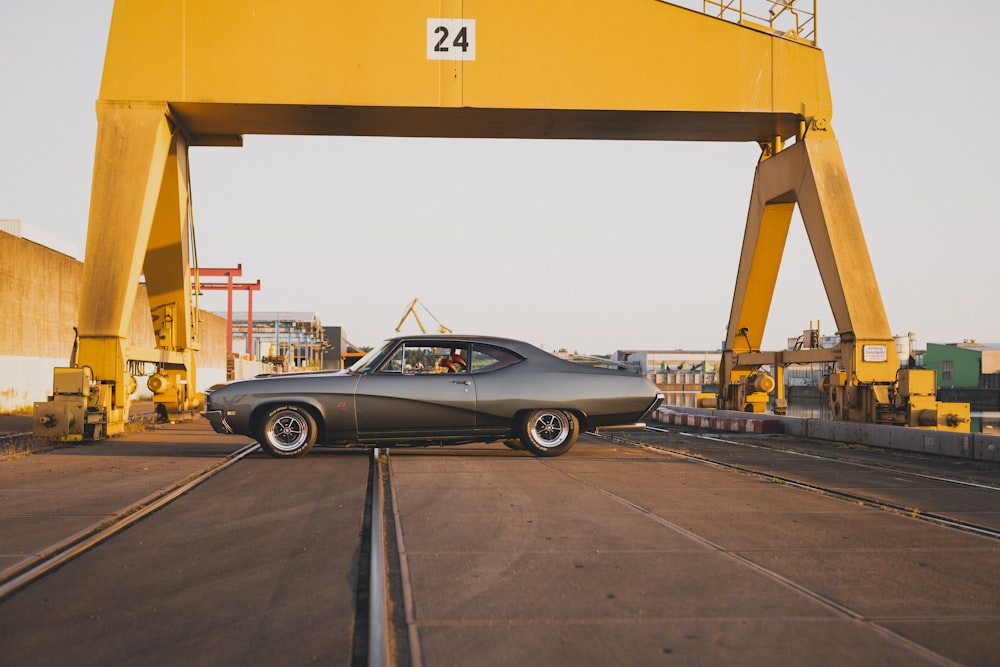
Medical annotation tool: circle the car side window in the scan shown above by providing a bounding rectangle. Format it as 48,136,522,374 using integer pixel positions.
380,348,404,373
470,344,523,374
392,343,470,375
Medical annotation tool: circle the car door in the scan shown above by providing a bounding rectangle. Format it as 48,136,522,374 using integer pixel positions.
355,342,476,439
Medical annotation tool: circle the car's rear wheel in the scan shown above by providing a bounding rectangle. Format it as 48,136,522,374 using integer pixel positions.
519,409,578,457
258,405,317,458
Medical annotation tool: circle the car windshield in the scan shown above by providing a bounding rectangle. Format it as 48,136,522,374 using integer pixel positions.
348,340,394,374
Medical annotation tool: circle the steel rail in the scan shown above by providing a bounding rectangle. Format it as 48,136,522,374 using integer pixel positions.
595,427,1000,541
688,429,1000,492
0,431,42,459
367,448,391,667
362,448,419,666
0,442,260,600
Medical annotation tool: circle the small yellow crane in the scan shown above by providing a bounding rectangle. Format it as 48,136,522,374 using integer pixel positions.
395,298,453,334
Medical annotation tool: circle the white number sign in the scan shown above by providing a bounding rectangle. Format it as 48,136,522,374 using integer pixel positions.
427,19,476,61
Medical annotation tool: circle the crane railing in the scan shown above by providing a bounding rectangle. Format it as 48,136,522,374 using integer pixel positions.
689,1,817,45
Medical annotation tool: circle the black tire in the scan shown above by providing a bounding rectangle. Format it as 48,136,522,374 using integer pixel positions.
258,405,317,458
519,409,578,457
501,438,524,451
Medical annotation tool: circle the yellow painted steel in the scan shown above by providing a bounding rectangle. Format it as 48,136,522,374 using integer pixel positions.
82,103,202,420
33,103,202,438
98,0,829,142
396,298,454,335
719,127,967,429
723,130,895,370
34,0,967,438
79,104,172,340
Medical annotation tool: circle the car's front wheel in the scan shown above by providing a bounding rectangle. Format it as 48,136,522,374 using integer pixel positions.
519,409,578,457
258,405,317,458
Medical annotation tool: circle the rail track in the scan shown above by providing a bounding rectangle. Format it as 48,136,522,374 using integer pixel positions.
0,440,402,666
367,448,419,666
1,429,65,458
592,426,1000,542
0,442,260,599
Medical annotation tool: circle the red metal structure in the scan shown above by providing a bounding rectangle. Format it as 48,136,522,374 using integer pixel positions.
196,280,261,357
193,266,261,358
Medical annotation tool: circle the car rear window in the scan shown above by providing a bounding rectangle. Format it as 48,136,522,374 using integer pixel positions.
470,344,523,373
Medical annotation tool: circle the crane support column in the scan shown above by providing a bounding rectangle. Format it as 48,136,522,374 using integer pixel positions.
33,103,202,439
719,127,968,430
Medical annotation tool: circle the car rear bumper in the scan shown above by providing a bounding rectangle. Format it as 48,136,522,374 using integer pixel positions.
637,393,665,423
589,394,665,432
202,410,234,434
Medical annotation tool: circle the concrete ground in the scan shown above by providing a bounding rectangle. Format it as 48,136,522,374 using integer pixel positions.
1,420,998,666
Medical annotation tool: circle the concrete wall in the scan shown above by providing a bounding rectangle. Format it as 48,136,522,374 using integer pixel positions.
1,231,229,411
194,305,229,391
1,230,81,359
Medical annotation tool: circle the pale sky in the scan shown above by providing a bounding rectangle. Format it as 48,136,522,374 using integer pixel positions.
2,2,997,355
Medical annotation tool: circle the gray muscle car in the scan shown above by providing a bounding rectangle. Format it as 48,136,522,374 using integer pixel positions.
204,335,663,458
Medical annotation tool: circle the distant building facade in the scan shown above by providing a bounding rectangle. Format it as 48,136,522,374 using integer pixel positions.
322,326,366,370
612,350,717,374
924,341,1000,389
214,311,331,371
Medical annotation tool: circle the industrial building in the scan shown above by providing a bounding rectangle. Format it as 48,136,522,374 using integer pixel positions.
214,311,330,371
924,341,1000,389
924,341,1000,418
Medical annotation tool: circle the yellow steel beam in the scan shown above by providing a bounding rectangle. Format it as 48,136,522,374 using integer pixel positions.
76,102,201,424
74,103,174,424
726,199,796,355
79,103,173,341
797,133,894,348
99,0,831,142
720,126,899,414
725,130,894,353
144,126,197,354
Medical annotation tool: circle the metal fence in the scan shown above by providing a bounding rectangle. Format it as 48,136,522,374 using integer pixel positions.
676,0,818,45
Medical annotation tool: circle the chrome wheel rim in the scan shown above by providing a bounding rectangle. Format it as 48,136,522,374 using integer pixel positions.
529,411,570,448
266,411,308,451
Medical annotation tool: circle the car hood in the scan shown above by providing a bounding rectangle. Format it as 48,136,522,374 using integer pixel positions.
251,369,352,380
207,369,353,398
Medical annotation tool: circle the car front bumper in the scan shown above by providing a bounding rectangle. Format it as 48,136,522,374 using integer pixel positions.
202,409,234,434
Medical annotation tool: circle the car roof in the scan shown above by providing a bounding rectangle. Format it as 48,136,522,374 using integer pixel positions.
383,334,626,375
386,334,541,356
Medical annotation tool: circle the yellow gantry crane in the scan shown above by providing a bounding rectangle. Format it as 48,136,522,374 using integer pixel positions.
33,0,967,439
395,299,453,335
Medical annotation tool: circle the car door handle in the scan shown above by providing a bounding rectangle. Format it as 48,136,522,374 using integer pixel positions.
452,380,471,386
